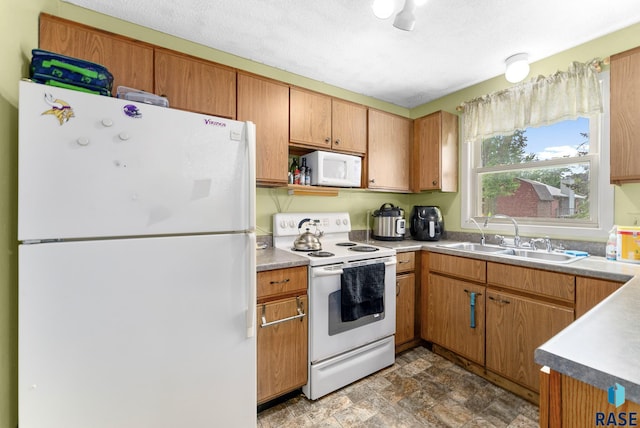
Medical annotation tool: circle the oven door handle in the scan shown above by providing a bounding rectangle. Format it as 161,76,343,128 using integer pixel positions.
312,260,396,277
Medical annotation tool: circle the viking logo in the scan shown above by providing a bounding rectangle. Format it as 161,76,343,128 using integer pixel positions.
41,93,75,125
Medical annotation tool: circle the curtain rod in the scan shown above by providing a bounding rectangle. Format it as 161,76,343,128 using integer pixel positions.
455,57,610,112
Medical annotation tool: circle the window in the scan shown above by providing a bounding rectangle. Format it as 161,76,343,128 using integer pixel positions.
461,71,613,239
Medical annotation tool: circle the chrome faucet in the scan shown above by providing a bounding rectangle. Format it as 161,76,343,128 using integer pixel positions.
530,237,553,252
484,214,521,247
468,218,485,245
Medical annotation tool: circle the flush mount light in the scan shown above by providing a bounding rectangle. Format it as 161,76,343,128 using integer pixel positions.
393,0,417,31
371,0,395,19
505,53,530,83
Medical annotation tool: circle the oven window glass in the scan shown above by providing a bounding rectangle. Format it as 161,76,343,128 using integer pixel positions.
328,291,385,336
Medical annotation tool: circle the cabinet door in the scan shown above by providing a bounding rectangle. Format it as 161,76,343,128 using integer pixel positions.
395,273,415,346
575,276,623,318
486,289,573,392
426,274,485,364
412,111,458,192
257,295,308,404
289,88,332,149
610,46,640,184
39,14,154,93
331,99,367,154
237,73,289,186
154,48,236,118
368,109,412,191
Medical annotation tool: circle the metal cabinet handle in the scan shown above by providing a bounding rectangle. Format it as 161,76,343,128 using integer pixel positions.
325,137,331,143
396,281,401,296
369,178,376,184
260,296,306,328
469,291,477,328
398,260,410,264
432,180,438,186
488,296,511,304
269,278,290,285
335,139,341,145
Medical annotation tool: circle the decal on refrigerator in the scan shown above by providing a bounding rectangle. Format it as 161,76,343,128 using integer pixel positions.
42,93,75,125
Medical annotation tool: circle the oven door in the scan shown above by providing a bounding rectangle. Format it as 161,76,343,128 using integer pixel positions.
308,256,396,363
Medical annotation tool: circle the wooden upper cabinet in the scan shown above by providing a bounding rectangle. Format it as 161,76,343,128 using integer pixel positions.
331,99,367,154
610,46,640,184
154,48,236,118
39,14,154,93
237,73,289,186
290,88,367,155
367,109,412,191
290,88,332,149
412,110,458,192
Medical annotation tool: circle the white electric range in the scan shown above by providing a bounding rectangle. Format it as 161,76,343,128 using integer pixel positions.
272,212,397,400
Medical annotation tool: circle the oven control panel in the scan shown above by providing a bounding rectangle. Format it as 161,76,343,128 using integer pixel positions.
273,212,351,237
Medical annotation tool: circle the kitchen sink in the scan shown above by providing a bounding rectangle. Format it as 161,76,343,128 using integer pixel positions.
500,248,583,264
438,242,510,254
438,242,586,264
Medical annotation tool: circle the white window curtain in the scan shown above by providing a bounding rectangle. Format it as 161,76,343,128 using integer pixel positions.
462,59,604,142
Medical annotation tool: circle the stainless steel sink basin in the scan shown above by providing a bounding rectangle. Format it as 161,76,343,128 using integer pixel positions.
501,248,583,264
438,242,586,264
438,242,510,254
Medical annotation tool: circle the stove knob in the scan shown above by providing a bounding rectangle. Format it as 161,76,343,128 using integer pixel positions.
288,220,295,228
335,219,341,226
343,218,349,225
280,220,286,229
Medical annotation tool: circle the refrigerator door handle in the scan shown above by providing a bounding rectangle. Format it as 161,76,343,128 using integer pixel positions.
247,232,257,338
246,121,257,232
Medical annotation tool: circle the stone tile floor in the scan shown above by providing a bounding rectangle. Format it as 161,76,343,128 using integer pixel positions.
257,346,539,427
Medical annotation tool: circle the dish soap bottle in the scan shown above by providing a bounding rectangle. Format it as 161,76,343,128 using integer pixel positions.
606,226,617,260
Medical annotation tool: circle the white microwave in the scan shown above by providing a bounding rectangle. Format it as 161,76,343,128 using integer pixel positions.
301,151,362,188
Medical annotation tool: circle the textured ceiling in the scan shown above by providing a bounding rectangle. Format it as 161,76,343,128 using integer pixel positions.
62,0,640,108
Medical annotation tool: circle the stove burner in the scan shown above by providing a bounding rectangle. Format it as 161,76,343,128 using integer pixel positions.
291,247,322,252
349,246,380,252
335,242,357,247
307,251,335,257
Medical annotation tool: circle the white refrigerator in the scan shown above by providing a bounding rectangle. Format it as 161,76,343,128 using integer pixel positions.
17,80,257,427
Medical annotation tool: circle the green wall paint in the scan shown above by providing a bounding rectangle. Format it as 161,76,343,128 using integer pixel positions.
2,2,640,426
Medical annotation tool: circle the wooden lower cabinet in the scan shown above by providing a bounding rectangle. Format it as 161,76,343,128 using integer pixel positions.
256,266,307,404
395,272,416,347
426,273,485,365
540,368,640,428
486,290,574,392
395,251,418,352
575,276,624,318
257,295,308,404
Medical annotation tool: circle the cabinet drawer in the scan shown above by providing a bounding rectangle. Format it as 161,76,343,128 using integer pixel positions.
429,253,486,283
396,251,415,273
487,262,574,302
257,266,307,300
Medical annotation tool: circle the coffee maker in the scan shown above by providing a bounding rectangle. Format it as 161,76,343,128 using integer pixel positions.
410,206,444,241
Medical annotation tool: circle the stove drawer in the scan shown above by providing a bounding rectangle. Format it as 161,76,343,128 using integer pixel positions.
257,266,307,301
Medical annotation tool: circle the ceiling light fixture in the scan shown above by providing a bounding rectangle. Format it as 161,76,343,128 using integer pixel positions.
393,0,417,31
371,0,395,19
505,53,530,83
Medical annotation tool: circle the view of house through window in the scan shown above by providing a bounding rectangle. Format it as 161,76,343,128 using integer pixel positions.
475,118,596,224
